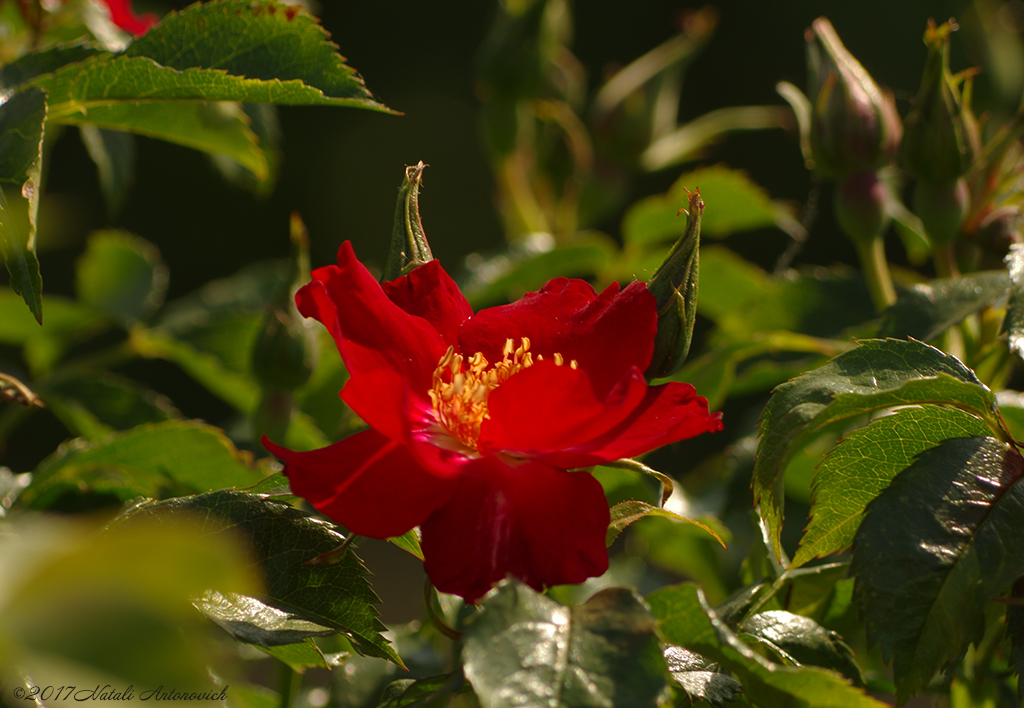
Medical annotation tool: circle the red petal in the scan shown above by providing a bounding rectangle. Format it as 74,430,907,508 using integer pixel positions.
459,279,656,398
532,381,724,468
477,361,648,457
263,430,455,539
296,242,447,398
381,259,473,347
101,0,157,36
420,458,609,603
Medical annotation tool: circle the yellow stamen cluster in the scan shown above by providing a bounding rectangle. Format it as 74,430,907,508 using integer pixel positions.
428,337,577,449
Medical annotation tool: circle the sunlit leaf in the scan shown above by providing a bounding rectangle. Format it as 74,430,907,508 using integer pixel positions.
463,580,666,708
852,436,1024,702
663,645,742,706
125,489,400,665
606,500,724,548
739,611,863,686
649,583,887,707
794,406,990,567
754,338,998,561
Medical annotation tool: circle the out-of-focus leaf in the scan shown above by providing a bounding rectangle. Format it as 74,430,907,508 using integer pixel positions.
462,235,615,308
123,489,401,665
641,106,794,172
694,246,768,321
210,103,281,194
0,288,109,375
20,420,268,509
793,406,990,567
75,230,167,324
663,645,742,706
879,271,1009,342
716,267,876,342
79,126,136,217
852,436,1024,702
44,372,180,440
463,580,666,708
754,338,999,561
0,515,257,688
624,164,801,248
739,610,863,686
887,190,932,266
649,583,887,707
606,500,724,548
1007,244,1024,361
0,87,46,322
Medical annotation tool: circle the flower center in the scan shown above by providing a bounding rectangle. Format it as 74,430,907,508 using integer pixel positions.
428,337,577,450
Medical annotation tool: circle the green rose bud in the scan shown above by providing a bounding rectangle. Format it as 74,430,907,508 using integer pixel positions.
382,161,434,282
646,188,702,379
900,20,977,185
807,17,902,178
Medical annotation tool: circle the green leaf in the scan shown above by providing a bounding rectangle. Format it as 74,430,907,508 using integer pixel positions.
56,100,271,179
0,513,257,688
122,489,401,665
387,527,424,561
623,165,799,247
257,639,336,673
75,230,167,323
44,372,180,440
754,338,999,561
0,293,81,346
793,406,991,567
696,246,769,321
20,420,268,509
195,589,340,645
79,125,136,217
1007,244,1024,362
0,87,47,183
606,500,724,548
879,271,1009,342
739,611,863,686
649,583,887,707
125,0,386,107
851,436,1024,702
0,87,46,322
378,674,468,708
716,267,875,342
462,580,667,708
462,236,615,308
1006,581,1024,700
0,43,103,90
663,645,742,706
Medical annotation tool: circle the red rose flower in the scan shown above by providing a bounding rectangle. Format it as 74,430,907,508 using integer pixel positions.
263,242,722,602
60,0,158,37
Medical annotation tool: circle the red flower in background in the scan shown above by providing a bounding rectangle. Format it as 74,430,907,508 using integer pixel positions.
60,0,158,37
263,242,722,602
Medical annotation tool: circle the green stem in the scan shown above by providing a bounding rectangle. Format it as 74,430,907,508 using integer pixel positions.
854,236,896,313
933,244,959,279
278,662,298,708
423,577,463,641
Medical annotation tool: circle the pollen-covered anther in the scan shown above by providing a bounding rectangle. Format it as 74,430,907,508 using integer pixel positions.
428,337,575,449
